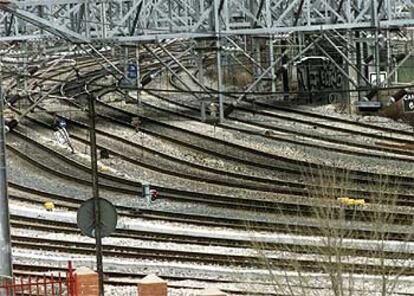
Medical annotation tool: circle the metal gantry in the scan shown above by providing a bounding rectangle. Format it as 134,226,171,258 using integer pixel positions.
0,0,413,42
0,0,412,112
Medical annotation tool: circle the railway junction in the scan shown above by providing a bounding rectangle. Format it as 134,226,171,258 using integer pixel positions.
2,0,414,295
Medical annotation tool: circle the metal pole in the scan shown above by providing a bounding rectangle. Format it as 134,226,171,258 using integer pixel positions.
216,38,224,123
254,40,261,86
23,41,28,96
124,47,128,77
214,0,224,123
372,0,381,88
347,31,358,113
198,49,204,90
88,95,104,296
269,36,276,93
355,31,362,101
0,86,13,294
198,48,207,122
135,44,141,107
101,1,106,39
386,29,391,87
281,39,289,100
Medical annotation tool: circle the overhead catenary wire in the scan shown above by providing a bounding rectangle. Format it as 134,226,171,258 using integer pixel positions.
4,68,414,99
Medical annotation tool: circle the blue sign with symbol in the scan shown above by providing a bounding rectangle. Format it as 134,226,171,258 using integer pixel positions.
127,64,138,79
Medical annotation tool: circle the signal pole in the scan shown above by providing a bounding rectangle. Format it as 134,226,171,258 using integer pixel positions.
0,86,13,294
88,94,104,296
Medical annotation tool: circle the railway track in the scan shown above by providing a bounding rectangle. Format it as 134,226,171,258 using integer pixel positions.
6,52,414,292
138,88,414,181
130,93,412,187
157,73,414,175
6,75,371,204
250,98,414,141
28,59,412,197
9,185,414,255
8,51,414,187
11,98,414,238
11,176,414,241
11,232,414,275
149,88,414,163
10,176,414,232
8,61,414,207
170,69,414,149
95,93,414,204
8,69,414,234
27,72,299,197
12,235,261,268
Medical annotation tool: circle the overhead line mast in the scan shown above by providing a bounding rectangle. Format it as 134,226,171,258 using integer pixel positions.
0,84,12,296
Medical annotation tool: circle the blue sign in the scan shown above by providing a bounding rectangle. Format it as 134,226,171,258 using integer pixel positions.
127,64,138,79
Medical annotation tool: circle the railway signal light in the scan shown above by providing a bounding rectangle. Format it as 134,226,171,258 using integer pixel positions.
150,189,158,201
142,183,158,202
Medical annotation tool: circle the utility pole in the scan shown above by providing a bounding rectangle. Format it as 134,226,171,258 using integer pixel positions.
0,86,13,295
88,94,104,296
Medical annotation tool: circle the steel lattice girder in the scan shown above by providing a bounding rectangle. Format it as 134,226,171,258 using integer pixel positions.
0,0,414,42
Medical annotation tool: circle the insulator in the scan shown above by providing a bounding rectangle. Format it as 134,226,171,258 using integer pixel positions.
389,88,407,103
141,75,152,86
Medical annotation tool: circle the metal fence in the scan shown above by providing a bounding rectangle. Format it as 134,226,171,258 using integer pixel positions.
0,262,77,296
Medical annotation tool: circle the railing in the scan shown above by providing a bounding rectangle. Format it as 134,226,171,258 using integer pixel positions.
0,262,77,296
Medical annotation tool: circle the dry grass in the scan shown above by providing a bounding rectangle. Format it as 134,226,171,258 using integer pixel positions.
249,166,414,296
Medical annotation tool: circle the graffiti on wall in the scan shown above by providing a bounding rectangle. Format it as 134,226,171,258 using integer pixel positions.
297,61,344,102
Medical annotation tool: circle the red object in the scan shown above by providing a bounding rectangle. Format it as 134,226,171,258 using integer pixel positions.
0,261,77,296
150,189,158,201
